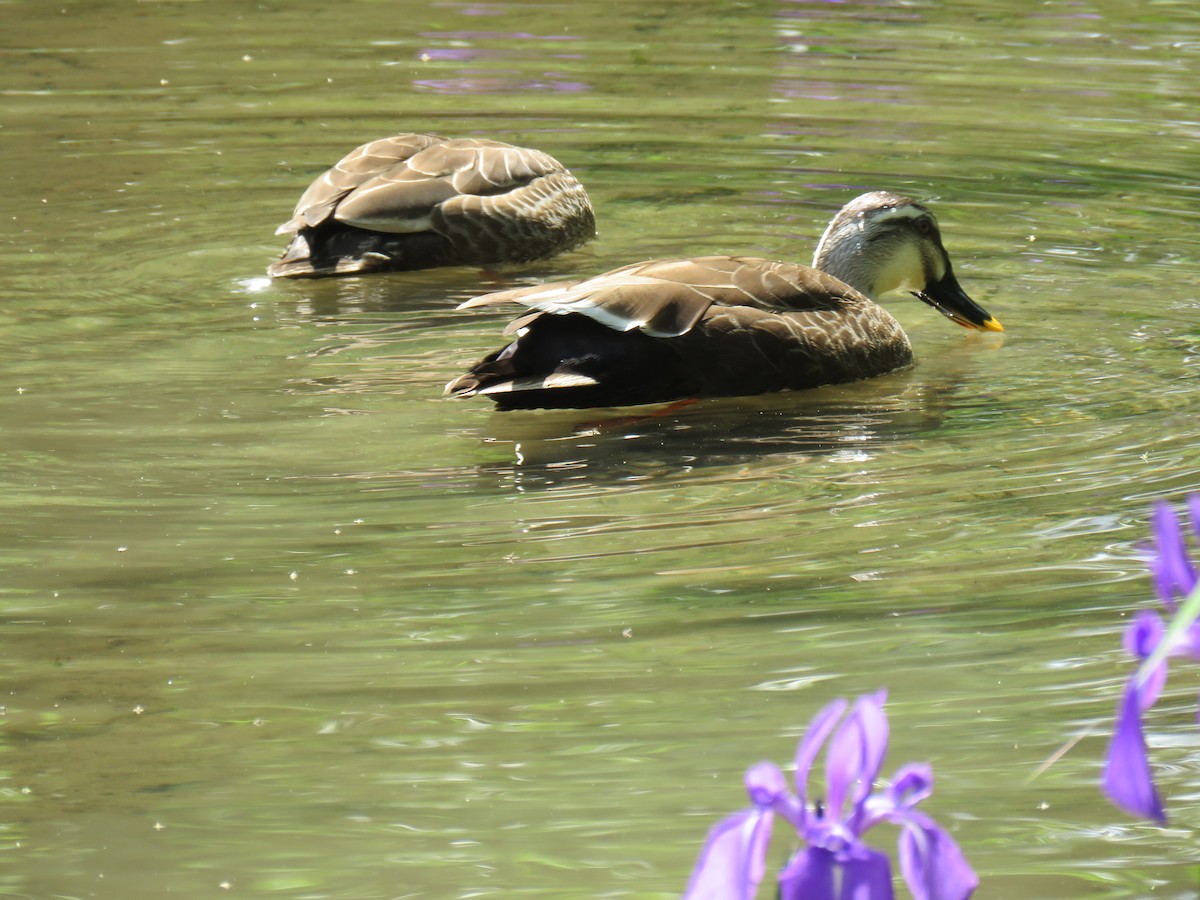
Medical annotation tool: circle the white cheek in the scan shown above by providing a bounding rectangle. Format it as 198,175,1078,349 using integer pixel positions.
875,245,926,293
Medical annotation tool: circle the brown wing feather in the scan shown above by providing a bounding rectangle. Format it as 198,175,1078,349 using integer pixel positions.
332,176,460,232
441,142,568,195
326,140,573,233
435,172,594,262
277,133,444,234
630,257,860,313
458,256,865,339
276,135,573,234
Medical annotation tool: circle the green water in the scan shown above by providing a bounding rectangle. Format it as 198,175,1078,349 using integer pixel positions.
3,0,1200,897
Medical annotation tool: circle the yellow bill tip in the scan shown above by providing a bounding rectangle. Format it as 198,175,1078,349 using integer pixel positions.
977,317,1004,333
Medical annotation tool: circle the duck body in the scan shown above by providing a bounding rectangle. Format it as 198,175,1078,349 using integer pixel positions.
446,192,1002,410
269,133,595,278
447,257,913,409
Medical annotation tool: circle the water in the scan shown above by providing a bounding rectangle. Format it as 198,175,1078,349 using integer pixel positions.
3,0,1200,897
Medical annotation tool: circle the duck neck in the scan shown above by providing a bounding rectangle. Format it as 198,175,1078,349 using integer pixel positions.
812,225,877,298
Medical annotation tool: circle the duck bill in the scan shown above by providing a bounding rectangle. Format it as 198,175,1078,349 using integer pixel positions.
914,268,1004,332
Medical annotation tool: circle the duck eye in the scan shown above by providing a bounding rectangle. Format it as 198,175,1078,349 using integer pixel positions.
915,217,934,236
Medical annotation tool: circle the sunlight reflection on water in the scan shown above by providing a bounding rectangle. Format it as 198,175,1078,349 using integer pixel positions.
1,0,1200,897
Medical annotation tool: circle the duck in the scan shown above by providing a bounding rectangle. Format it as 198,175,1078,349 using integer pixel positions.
444,191,1003,410
268,133,595,278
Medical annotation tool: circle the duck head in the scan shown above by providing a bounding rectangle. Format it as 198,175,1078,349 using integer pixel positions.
813,191,1004,333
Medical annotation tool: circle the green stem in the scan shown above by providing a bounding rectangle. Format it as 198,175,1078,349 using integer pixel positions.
1136,579,1200,687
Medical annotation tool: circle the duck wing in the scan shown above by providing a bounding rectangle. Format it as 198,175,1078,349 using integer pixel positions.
276,135,584,235
275,133,445,235
331,138,581,234
458,256,860,338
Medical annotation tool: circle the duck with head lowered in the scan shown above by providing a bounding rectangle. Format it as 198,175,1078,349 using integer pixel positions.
269,132,595,278
445,191,1003,410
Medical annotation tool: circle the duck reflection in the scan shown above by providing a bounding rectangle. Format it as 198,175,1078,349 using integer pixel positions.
460,368,970,492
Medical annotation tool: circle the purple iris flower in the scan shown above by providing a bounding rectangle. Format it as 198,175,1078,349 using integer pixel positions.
684,691,977,900
1102,496,1200,824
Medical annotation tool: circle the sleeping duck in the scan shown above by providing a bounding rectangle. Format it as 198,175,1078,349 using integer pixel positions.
269,133,595,277
445,191,1003,410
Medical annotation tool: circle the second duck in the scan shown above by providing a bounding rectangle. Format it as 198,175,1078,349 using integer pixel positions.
269,133,595,278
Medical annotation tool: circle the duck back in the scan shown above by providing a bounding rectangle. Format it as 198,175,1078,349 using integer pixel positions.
447,300,912,410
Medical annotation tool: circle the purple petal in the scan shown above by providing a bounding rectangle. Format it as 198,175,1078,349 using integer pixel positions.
683,807,775,900
859,763,933,834
1151,500,1197,605
826,692,889,823
745,760,788,807
825,711,861,822
1101,681,1166,824
839,847,896,900
851,691,891,803
1122,609,1164,660
887,763,934,811
794,698,849,810
1188,494,1200,543
778,846,836,900
896,811,978,900
1133,655,1168,713
1121,609,1169,712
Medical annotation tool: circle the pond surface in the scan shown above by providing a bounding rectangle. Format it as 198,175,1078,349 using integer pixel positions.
3,0,1200,897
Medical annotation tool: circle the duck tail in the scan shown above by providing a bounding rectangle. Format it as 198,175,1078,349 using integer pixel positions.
444,348,518,399
445,350,604,408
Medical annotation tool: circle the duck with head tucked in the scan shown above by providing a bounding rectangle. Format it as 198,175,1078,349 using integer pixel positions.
269,133,595,278
445,191,1003,410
